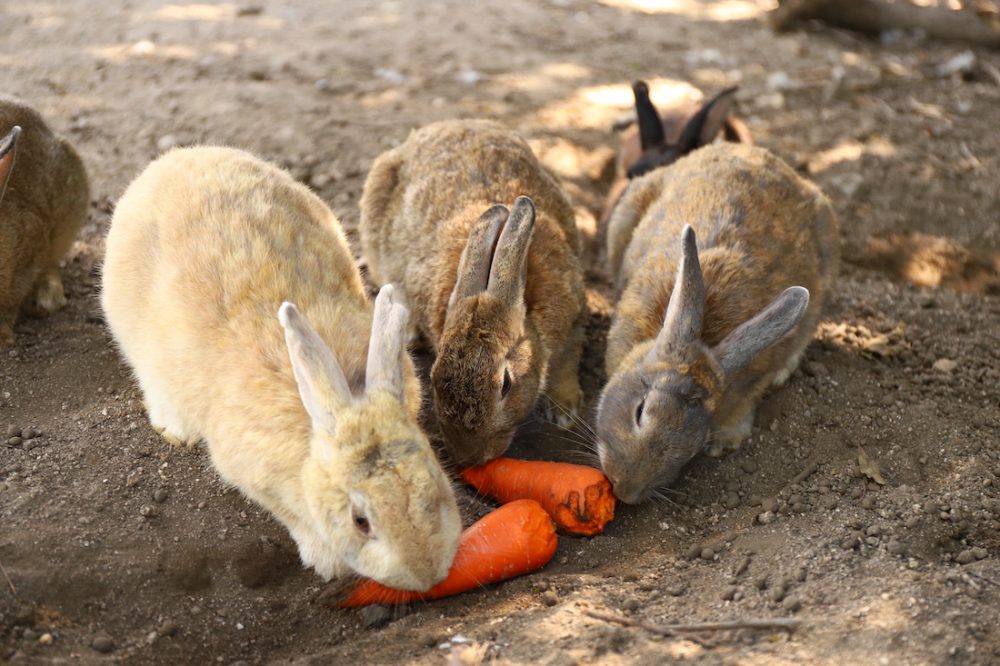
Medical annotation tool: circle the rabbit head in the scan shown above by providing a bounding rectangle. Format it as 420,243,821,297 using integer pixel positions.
430,196,542,468
626,81,740,179
0,125,19,201
595,226,810,504
281,285,461,591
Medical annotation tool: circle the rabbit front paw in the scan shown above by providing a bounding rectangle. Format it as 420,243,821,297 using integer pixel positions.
32,269,67,315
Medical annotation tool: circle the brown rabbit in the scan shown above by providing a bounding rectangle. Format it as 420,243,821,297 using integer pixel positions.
597,143,838,504
600,81,750,238
360,120,586,467
0,97,89,347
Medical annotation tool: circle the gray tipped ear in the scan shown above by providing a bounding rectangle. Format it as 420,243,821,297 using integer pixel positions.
633,81,665,151
365,284,410,402
652,225,705,361
676,86,739,155
448,204,508,310
713,286,810,377
487,195,536,308
278,301,351,437
0,126,21,198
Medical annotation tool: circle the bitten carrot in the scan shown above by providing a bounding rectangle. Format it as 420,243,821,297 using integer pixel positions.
461,458,616,536
340,499,557,607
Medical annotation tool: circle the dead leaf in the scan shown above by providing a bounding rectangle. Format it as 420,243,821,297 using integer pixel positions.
858,447,886,485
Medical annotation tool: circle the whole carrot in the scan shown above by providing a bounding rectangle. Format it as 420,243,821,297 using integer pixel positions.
461,458,616,536
340,499,557,607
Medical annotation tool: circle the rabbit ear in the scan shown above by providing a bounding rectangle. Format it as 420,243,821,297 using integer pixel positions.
279,301,352,438
713,286,810,377
487,196,536,309
365,284,409,402
652,226,705,361
0,126,20,199
676,86,739,155
448,204,508,310
633,80,665,151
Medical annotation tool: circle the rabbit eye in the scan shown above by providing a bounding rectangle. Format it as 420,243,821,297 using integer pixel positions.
501,368,512,399
634,398,646,427
352,507,372,537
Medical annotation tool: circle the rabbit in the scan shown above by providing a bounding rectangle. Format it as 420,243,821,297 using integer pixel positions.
600,81,750,245
360,119,586,468
596,143,839,504
1,96,90,347
101,146,461,591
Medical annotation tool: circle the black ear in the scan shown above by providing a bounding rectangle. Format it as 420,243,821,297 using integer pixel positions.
632,81,664,151
676,87,739,155
0,126,21,198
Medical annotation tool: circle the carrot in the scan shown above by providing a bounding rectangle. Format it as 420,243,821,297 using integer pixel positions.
461,458,616,536
339,499,557,607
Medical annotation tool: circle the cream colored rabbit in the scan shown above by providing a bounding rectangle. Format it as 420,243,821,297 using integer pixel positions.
360,120,585,467
102,146,461,590
1,97,89,347
597,143,839,504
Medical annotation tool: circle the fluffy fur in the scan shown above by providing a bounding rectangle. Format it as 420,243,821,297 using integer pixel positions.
360,120,586,467
598,143,839,504
0,96,89,347
101,146,461,591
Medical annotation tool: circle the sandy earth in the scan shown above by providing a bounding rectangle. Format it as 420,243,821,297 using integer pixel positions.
2,0,1000,664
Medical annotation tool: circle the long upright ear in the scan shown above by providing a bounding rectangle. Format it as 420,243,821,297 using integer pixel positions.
365,284,410,402
713,286,810,377
633,81,664,151
652,226,705,361
487,196,536,308
676,86,739,155
0,126,21,200
278,301,352,440
448,204,508,310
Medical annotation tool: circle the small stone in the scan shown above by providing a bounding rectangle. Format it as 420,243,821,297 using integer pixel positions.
972,547,988,560
22,629,37,642
22,427,39,440
159,621,179,637
314,78,332,93
861,496,876,510
741,460,759,474
769,586,786,603
542,590,558,607
757,511,776,525
782,597,802,612
92,634,114,653
139,505,157,518
37,633,53,646
6,436,22,447
6,425,20,438
761,497,778,513
722,585,738,601
887,540,907,556
153,488,169,503
755,576,769,590
932,358,957,373
904,516,921,529
956,550,975,564
685,544,702,560
623,598,640,612
157,134,180,152
359,605,391,628
667,582,687,596
723,493,740,509
794,566,807,582
700,547,716,561
866,525,882,537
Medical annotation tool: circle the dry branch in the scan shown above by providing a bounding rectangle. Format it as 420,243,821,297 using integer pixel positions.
584,609,801,641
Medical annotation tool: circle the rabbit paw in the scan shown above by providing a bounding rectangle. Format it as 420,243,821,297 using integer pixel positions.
542,388,583,430
707,410,755,457
32,270,67,315
153,424,198,448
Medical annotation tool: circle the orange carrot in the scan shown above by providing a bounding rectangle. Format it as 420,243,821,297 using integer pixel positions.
461,458,616,536
339,499,557,607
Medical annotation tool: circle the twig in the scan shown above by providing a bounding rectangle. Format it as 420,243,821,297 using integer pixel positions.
788,458,820,488
585,610,801,636
584,611,713,647
0,558,17,597
982,62,1000,87
966,571,1000,588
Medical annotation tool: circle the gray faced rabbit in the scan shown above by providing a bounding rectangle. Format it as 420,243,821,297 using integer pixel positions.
597,143,839,504
360,120,586,467
600,82,750,248
1,97,89,347
102,146,461,590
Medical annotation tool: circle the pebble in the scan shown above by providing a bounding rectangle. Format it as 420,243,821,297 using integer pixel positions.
157,134,180,152
972,547,988,560
887,539,907,556
757,511,776,525
666,582,687,596
7,436,22,447
904,516,921,529
360,605,391,628
861,496,876,510
685,544,702,560
723,492,740,509
722,585,738,601
159,621,179,637
6,425,20,438
794,566,807,583
153,488,169,503
622,598,640,612
741,460,759,474
23,629,37,642
769,585,786,603
782,596,802,612
92,634,114,653
37,633,53,646
23,427,39,439
700,547,715,561
542,590,558,607
932,358,957,373
956,550,975,565
761,497,778,513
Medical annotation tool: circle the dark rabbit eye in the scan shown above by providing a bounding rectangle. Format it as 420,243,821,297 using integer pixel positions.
352,507,372,537
634,398,646,427
501,368,512,399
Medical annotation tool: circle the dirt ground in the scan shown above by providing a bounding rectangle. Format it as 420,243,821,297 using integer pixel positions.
2,0,1000,664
